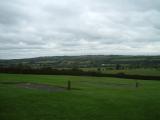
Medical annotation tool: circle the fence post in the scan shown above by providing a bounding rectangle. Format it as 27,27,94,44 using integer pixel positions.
67,80,71,90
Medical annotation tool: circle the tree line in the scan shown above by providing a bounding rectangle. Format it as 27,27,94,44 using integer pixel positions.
0,66,160,81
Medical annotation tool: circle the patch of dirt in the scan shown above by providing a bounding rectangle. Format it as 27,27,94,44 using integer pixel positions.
0,82,66,92
16,83,66,92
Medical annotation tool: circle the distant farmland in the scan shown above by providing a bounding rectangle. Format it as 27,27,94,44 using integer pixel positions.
1,55,160,80
1,55,160,69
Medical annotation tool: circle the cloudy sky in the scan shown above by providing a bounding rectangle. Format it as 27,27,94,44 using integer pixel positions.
0,0,160,59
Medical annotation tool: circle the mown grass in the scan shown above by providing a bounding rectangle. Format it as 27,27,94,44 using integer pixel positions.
0,73,160,120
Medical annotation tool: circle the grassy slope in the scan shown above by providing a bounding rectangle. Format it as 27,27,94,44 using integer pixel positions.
0,73,160,120
1,55,160,68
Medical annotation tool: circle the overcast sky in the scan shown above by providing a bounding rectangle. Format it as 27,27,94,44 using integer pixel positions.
0,0,160,59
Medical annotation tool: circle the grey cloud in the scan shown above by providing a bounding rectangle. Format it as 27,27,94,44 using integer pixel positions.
0,0,160,59
0,0,29,26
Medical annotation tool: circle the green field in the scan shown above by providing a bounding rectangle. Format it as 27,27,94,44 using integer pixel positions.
81,68,160,76
104,68,160,76
0,73,160,120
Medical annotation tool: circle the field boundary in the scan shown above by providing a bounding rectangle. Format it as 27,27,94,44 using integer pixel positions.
0,68,160,81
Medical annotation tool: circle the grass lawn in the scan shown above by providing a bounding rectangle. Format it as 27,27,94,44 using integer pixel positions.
0,73,160,120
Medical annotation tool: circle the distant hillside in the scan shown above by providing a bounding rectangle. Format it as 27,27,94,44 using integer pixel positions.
0,55,160,69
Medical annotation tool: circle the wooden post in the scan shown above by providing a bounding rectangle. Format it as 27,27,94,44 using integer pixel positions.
67,80,71,90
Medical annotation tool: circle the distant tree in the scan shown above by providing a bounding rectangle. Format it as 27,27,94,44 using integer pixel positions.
71,66,79,71
97,68,101,72
115,64,121,70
